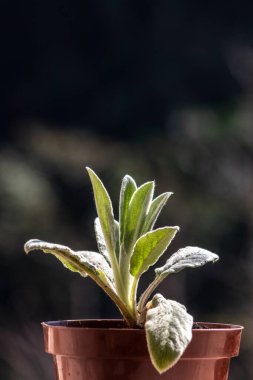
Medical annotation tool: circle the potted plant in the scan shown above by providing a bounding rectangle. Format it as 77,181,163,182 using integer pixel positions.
24,168,243,380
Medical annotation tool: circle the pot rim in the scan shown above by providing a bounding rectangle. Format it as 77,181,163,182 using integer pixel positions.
41,319,244,332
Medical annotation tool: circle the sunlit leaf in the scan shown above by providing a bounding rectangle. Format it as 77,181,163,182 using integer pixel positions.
119,175,137,243
123,181,154,255
114,219,120,259
141,192,173,234
156,246,219,277
145,294,193,374
138,247,219,317
94,218,110,265
86,167,115,258
130,227,179,278
24,239,115,287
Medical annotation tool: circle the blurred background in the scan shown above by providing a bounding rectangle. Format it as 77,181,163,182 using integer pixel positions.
1,1,253,379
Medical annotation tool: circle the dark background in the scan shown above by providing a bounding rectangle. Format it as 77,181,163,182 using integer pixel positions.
1,1,253,379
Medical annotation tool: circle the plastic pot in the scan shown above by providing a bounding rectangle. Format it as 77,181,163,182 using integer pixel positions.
42,319,243,380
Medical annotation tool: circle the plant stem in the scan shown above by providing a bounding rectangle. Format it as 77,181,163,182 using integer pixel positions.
110,255,126,300
129,276,138,317
53,251,136,327
137,277,161,320
119,247,132,303
104,246,138,326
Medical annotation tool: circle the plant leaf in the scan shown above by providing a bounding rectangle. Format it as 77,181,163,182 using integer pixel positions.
24,239,138,325
119,175,137,243
24,239,115,288
155,246,219,277
94,217,120,264
123,181,154,255
137,246,219,317
130,227,179,278
114,219,120,259
86,168,115,259
145,294,193,374
141,192,173,234
94,218,110,265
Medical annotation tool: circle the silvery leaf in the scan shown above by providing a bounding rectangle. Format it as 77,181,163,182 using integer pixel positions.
94,217,110,265
24,239,115,288
138,246,219,316
145,294,193,374
156,246,219,277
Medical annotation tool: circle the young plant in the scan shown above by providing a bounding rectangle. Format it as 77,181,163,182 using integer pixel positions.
24,168,219,374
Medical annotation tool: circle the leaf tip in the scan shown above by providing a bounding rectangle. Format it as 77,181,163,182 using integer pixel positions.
24,239,40,254
86,166,94,176
124,174,133,181
148,356,170,374
24,242,30,254
212,253,219,262
145,180,155,187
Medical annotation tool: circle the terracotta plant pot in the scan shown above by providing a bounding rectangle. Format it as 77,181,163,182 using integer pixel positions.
42,319,243,380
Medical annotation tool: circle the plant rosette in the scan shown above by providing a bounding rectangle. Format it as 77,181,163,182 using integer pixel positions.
24,168,243,379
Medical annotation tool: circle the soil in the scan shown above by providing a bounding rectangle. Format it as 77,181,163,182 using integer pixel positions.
192,322,209,329
52,319,211,330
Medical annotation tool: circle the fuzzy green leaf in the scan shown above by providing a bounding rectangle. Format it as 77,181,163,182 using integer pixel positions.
123,181,154,255
145,294,193,374
141,192,173,234
24,239,115,288
94,218,119,263
119,175,137,243
94,217,110,265
86,168,115,258
156,246,219,278
24,239,138,326
130,227,179,278
137,246,219,317
114,219,120,259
